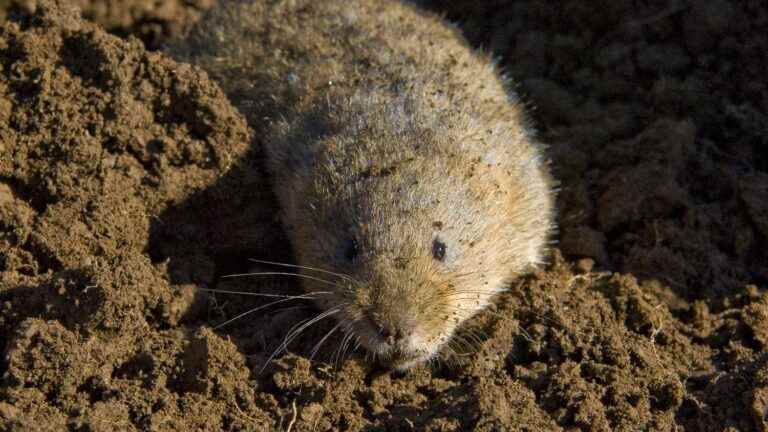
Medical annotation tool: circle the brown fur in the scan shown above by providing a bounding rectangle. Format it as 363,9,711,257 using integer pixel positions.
169,0,556,369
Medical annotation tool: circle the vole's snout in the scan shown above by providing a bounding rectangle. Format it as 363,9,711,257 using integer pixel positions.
367,312,410,345
362,308,434,369
379,325,405,346
374,319,412,348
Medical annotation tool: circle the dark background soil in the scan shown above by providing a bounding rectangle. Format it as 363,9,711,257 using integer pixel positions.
1,0,766,430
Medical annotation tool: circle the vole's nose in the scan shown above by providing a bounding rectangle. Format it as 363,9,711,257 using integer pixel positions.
368,312,411,346
368,311,415,348
379,324,413,348
380,325,407,346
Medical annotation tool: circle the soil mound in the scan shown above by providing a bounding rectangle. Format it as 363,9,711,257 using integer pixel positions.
1,1,767,430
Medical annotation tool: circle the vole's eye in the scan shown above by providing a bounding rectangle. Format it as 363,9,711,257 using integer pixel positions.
432,238,446,261
345,237,359,262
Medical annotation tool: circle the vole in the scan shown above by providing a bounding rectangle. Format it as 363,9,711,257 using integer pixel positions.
169,0,556,370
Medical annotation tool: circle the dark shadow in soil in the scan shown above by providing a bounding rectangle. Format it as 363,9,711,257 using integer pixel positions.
145,144,351,372
146,144,288,315
146,147,284,285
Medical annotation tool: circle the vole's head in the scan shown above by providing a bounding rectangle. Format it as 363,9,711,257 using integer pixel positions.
273,93,553,370
288,154,548,370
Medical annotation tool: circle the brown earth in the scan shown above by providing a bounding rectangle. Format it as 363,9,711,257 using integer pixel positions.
1,0,767,431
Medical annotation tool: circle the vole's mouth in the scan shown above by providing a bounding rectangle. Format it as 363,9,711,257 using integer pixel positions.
351,315,439,369
386,351,432,371
375,341,436,370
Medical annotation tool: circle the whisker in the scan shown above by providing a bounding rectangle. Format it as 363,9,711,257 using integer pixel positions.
332,327,349,367
451,271,479,279
280,317,314,351
198,287,332,299
249,258,356,283
440,290,493,298
334,330,354,368
338,325,359,367
446,338,472,364
258,327,309,373
213,294,323,330
283,306,342,354
433,348,446,371
222,271,341,287
441,293,487,300
260,307,342,373
518,326,534,342
441,344,460,370
461,330,485,351
343,332,357,364
448,346,468,368
310,322,342,361
443,288,492,294
449,335,471,355
281,316,323,352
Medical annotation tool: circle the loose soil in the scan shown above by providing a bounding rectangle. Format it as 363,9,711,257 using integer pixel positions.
1,0,766,431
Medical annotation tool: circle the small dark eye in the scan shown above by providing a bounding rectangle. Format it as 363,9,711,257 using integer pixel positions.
345,237,359,262
432,238,446,261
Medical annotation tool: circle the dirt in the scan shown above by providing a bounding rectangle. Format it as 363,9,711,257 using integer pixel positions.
0,0,213,49
1,0,767,431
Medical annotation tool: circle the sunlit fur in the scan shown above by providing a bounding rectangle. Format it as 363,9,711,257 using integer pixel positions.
170,0,556,370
